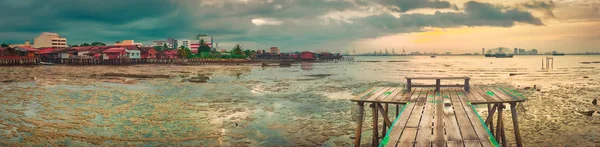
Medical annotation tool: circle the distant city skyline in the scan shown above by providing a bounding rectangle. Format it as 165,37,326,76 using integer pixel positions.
0,0,598,53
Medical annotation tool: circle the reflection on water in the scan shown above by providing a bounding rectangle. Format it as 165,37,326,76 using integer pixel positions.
1,55,599,146
301,62,313,71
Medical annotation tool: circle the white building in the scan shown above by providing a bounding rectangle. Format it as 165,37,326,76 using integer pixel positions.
126,49,141,59
34,32,67,48
176,39,199,49
152,40,172,48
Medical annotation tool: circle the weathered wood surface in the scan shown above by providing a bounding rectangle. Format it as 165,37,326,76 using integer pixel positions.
406,77,470,80
379,88,499,147
352,87,526,104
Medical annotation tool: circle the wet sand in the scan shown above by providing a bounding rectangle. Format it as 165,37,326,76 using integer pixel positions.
1,57,600,146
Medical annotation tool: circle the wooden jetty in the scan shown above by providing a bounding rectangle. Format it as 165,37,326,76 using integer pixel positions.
351,77,527,147
1,57,352,66
0,57,41,66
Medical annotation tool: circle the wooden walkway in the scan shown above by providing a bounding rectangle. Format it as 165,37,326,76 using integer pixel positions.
351,87,527,147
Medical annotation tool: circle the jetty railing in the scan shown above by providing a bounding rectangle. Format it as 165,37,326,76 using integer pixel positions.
37,58,253,65
1,56,352,66
0,56,41,66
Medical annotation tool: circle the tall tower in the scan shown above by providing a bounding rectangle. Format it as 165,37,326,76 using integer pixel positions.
482,48,485,55
402,47,406,55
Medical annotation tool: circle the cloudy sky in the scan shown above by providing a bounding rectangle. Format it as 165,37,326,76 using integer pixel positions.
0,0,598,53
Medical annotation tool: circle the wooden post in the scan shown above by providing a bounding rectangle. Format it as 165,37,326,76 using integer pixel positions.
496,104,504,146
396,104,399,117
435,79,441,92
372,103,379,146
406,79,412,92
511,103,523,147
541,58,544,69
383,103,388,137
355,102,365,147
464,78,470,91
487,104,495,135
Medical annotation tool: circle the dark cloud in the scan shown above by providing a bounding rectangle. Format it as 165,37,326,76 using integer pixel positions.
357,1,544,30
0,0,545,50
520,1,556,18
377,0,458,12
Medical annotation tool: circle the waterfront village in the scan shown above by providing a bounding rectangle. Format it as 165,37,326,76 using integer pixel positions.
0,32,343,63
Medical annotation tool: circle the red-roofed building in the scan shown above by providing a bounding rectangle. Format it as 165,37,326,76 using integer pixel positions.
139,47,157,59
0,47,18,57
70,46,95,56
300,52,315,60
14,46,38,57
158,50,179,59
102,48,126,59
190,44,199,53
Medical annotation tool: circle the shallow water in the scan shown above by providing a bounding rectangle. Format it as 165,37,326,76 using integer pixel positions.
1,55,600,146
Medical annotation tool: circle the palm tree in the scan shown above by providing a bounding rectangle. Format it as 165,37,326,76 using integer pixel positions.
178,46,191,58
232,44,243,56
198,39,211,53
163,44,169,50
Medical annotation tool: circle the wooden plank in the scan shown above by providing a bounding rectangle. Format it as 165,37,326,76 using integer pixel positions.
446,141,464,147
399,88,417,102
385,88,408,103
414,90,436,146
496,87,526,102
463,88,485,104
406,77,470,80
446,88,458,102
414,127,432,147
405,102,425,127
419,90,435,128
410,84,465,88
452,90,481,141
432,88,445,143
455,89,494,147
407,88,422,102
351,87,379,101
366,87,392,101
464,140,483,147
375,87,399,101
492,87,525,102
397,128,418,144
473,87,500,103
444,89,463,141
484,87,512,102
385,103,417,147
381,87,403,102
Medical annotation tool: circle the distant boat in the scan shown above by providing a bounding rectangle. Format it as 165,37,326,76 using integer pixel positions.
40,62,54,65
430,55,436,58
495,54,513,58
484,53,513,58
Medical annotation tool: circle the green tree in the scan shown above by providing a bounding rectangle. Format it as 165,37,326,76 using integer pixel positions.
90,42,106,46
153,46,163,51
162,44,169,50
178,46,191,58
232,44,243,56
198,39,211,53
1,43,9,47
80,43,91,46
243,49,256,57
71,45,80,47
